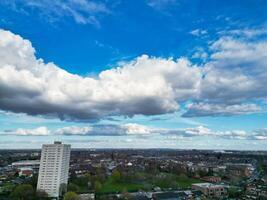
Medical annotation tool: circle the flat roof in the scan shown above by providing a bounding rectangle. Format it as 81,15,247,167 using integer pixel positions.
12,160,40,166
192,183,224,188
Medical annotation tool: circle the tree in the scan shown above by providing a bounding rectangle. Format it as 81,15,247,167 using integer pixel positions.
96,169,106,183
72,174,90,188
112,170,121,183
228,187,243,198
10,184,34,200
178,173,188,181
30,175,38,189
197,169,208,177
122,187,132,200
60,183,67,197
2,183,15,193
35,190,48,199
64,191,81,200
94,180,102,192
67,183,80,192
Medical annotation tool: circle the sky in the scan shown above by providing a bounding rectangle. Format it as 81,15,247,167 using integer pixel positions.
0,0,267,150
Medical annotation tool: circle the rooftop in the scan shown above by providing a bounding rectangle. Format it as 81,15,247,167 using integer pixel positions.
192,183,224,188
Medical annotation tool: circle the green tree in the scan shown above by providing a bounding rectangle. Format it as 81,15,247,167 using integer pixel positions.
197,169,208,177
10,184,34,200
122,187,132,200
64,191,81,200
73,174,91,188
67,183,80,192
112,170,121,183
228,187,243,198
178,173,188,181
3,183,15,193
96,169,106,183
94,180,102,192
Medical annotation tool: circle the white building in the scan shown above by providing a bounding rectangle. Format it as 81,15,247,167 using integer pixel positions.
37,142,71,198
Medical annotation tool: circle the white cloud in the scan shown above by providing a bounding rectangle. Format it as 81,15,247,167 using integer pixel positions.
55,123,153,136
199,36,267,104
251,129,267,140
55,126,92,135
162,126,212,137
0,29,202,121
210,36,267,69
163,126,267,140
147,0,178,10
183,103,261,117
1,29,267,119
217,130,247,140
56,125,212,137
12,126,50,136
182,126,212,136
217,129,267,140
3,124,267,140
0,0,110,26
219,28,267,38
252,135,267,140
190,29,208,37
192,51,208,60
122,123,152,135
185,34,267,117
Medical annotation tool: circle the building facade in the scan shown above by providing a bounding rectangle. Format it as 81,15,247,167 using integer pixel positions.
37,142,71,198
192,183,227,198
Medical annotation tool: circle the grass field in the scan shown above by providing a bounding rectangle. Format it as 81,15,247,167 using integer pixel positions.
98,178,144,194
97,172,202,194
176,177,202,188
153,173,202,189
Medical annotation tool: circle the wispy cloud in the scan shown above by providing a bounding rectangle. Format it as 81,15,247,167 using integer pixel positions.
190,29,208,37
0,0,110,27
183,103,262,117
146,0,178,11
218,27,267,38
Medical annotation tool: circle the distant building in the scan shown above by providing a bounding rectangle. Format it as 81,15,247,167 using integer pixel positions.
18,167,33,177
226,163,253,178
201,176,222,183
37,142,71,198
192,183,227,198
12,160,40,170
79,193,95,200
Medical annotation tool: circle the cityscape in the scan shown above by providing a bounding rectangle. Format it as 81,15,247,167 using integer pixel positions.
0,146,267,199
1,0,267,199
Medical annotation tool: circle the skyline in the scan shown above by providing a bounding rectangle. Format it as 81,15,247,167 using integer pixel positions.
0,0,267,149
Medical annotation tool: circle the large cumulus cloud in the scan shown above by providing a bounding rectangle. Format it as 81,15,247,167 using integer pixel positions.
0,29,267,120
0,29,201,121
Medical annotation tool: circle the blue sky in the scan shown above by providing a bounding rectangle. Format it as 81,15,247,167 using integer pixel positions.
0,0,267,149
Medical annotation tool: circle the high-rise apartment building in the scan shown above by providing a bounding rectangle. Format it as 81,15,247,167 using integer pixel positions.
37,142,71,198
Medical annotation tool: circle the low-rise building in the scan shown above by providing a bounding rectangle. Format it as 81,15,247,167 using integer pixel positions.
201,176,221,183
79,193,95,200
192,183,227,198
18,167,33,177
12,160,40,169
